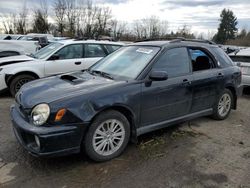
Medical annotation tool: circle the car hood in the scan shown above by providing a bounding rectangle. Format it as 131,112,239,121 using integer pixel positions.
17,71,124,109
0,55,34,66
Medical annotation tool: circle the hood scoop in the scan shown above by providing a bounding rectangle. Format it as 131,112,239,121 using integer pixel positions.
60,74,84,84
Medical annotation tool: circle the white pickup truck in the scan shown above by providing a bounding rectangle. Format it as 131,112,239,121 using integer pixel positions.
0,40,40,58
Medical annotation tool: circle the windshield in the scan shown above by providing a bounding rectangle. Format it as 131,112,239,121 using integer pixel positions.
89,46,160,80
33,42,63,59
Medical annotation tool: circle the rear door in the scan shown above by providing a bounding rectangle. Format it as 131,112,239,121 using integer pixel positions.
83,44,108,68
140,47,193,126
189,47,224,112
44,44,85,76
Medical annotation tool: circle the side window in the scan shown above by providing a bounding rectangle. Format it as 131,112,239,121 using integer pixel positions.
55,44,83,60
189,48,215,72
152,47,190,78
84,44,106,58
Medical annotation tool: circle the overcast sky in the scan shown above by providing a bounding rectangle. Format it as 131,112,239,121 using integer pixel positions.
1,0,250,36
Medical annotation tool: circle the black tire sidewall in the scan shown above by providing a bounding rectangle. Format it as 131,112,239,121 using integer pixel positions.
84,110,130,162
213,89,233,120
9,75,35,97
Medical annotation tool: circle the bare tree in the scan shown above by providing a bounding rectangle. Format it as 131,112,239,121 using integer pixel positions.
65,0,77,37
1,13,17,34
54,0,67,36
16,2,28,34
133,16,168,40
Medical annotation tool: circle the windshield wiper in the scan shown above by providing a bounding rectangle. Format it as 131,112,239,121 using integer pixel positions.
88,70,114,80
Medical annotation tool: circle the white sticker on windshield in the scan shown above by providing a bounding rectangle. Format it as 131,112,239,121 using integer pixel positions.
136,48,153,54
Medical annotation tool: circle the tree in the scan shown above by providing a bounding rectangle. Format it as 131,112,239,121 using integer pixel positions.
16,3,28,34
214,9,238,44
32,0,50,33
54,0,67,36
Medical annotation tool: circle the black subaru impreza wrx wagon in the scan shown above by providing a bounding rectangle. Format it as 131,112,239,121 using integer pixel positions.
11,39,242,161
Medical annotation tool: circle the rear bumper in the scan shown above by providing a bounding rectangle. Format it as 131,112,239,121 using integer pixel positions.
10,105,88,157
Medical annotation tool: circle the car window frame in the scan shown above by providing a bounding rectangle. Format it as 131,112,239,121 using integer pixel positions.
150,47,192,79
83,43,108,58
51,43,84,60
187,46,218,73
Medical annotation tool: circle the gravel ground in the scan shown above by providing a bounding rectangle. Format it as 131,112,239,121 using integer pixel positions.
0,91,250,188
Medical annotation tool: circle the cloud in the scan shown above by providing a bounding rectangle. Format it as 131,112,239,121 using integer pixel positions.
1,0,250,36
163,0,226,8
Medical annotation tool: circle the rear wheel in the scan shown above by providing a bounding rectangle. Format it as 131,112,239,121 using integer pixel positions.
9,74,36,97
84,110,130,162
212,89,233,120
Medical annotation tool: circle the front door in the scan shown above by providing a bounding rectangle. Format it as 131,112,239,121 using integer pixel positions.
140,47,193,127
45,44,85,76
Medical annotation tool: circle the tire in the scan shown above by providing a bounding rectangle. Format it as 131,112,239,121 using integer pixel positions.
84,110,130,162
212,89,233,120
9,74,36,97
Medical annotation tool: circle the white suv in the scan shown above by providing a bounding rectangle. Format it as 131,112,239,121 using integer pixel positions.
0,40,123,96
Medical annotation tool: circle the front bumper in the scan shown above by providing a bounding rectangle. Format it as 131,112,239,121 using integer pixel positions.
0,73,8,92
10,105,88,157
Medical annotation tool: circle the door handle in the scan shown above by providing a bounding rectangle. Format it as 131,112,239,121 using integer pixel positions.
75,62,81,65
182,79,191,86
217,72,224,78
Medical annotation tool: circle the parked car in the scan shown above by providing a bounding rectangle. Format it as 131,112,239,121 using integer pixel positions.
0,40,123,96
0,34,24,40
10,39,241,162
0,43,25,58
229,48,250,88
18,35,49,48
26,33,55,41
0,40,40,56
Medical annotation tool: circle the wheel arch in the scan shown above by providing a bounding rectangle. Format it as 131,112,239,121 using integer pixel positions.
86,105,138,143
5,71,40,87
225,85,237,110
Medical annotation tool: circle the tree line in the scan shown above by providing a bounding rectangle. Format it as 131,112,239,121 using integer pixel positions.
1,1,250,46
0,0,195,41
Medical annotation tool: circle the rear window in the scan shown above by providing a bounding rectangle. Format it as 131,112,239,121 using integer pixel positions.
212,47,233,67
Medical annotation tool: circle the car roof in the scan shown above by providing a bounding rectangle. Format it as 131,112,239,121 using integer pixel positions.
58,40,125,46
129,40,217,48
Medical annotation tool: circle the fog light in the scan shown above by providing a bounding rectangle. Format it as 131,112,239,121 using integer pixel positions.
34,135,40,148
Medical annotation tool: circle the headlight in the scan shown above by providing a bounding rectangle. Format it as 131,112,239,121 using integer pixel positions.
31,104,50,126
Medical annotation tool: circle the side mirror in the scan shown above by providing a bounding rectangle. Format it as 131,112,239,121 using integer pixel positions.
149,70,168,81
49,54,60,60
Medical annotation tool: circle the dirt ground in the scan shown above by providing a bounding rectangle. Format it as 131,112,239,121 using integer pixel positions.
0,90,250,188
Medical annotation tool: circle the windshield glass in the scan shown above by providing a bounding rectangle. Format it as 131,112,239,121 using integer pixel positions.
89,46,160,80
33,42,63,59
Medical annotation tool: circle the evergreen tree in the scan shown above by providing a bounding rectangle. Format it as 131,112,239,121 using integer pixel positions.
214,9,238,44
32,10,50,33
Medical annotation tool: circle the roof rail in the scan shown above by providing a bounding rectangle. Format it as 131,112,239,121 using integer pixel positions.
170,38,216,45
135,37,216,45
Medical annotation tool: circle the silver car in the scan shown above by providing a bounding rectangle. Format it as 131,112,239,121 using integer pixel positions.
229,48,250,87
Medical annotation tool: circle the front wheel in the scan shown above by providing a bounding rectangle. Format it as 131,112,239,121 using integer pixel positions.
9,74,36,97
212,89,233,120
84,110,130,162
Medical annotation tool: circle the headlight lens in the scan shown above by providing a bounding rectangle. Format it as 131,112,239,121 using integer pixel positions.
31,104,50,126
